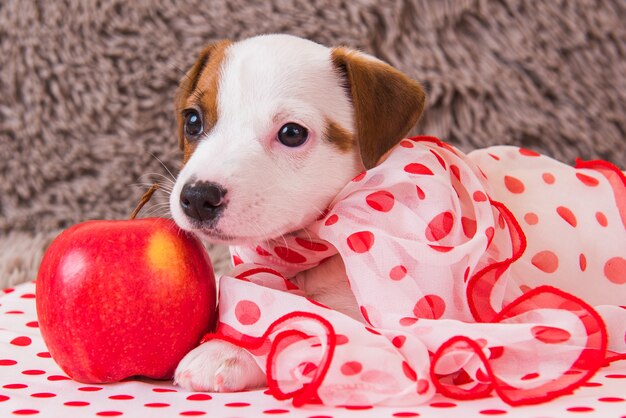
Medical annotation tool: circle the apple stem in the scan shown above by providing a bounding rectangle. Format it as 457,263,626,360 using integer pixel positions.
130,183,160,219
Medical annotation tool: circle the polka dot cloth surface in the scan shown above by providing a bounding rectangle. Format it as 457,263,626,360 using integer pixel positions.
1,282,625,417
226,137,626,407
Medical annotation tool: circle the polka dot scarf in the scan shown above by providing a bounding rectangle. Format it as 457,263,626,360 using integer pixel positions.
209,137,625,407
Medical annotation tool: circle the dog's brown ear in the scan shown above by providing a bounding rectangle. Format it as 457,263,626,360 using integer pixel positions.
331,48,426,168
175,40,231,151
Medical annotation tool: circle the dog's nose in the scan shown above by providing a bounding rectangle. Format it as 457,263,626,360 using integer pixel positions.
180,182,227,222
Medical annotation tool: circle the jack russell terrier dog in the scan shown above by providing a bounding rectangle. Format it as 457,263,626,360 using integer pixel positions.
168,34,625,402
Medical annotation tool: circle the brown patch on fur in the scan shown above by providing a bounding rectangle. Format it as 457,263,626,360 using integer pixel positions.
324,118,355,151
331,47,426,168
175,40,231,164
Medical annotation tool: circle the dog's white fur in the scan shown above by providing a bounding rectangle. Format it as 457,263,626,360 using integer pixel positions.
171,34,405,392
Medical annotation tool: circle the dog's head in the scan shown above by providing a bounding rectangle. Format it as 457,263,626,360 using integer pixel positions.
169,34,425,244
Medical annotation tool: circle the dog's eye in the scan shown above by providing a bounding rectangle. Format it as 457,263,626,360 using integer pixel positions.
277,123,308,147
184,109,203,138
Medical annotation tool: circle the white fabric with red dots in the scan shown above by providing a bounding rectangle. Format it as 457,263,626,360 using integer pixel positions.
2,282,626,418
221,136,626,407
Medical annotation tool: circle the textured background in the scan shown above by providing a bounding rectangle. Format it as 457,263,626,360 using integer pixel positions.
1,0,625,288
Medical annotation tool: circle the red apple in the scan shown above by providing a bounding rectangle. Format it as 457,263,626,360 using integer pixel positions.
36,217,216,383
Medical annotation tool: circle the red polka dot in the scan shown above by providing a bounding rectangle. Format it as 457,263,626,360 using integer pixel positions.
30,393,56,398
235,300,261,325
566,407,594,412
473,191,487,202
605,374,626,378
576,173,599,187
10,336,31,346
0,395,8,402
96,412,123,417
180,412,205,416
79,386,103,391
12,410,39,415
479,410,507,415
450,165,461,181
36,352,51,358
263,410,290,414
5,311,24,314
604,257,626,284
3,384,27,389
25,321,39,328
416,185,426,200
340,361,363,376
521,372,539,380
295,238,329,252
365,327,381,335
504,176,525,194
255,246,271,256
485,227,495,246
325,214,339,226
579,254,587,272
488,346,504,359
400,140,414,148
21,293,35,299
542,173,555,184
531,326,571,344
64,401,90,407
0,359,17,366
519,148,540,157
366,190,395,212
582,381,602,387
352,172,366,182
225,402,250,407
556,206,577,227
598,397,624,402
430,149,446,168
274,247,306,263
347,231,375,253
416,379,429,394
297,361,318,377
425,211,454,241
393,413,420,417
3,288,15,294
595,211,608,227
404,163,434,175
232,255,243,266
109,395,134,400
531,250,559,273
488,153,500,161
47,375,71,381
402,361,417,381
524,212,538,225
430,402,457,408
144,403,169,408
22,370,45,375
359,306,371,324
413,295,446,319
335,334,349,345
399,317,418,326
343,405,373,410
461,217,477,238
389,265,407,281
392,335,406,348
186,394,212,401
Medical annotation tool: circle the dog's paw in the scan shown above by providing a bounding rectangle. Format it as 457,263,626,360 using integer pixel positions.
174,339,266,392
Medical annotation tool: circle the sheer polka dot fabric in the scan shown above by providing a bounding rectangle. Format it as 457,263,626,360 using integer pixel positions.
1,282,625,417
227,137,625,406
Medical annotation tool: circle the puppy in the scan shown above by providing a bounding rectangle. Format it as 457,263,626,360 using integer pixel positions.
169,34,425,392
